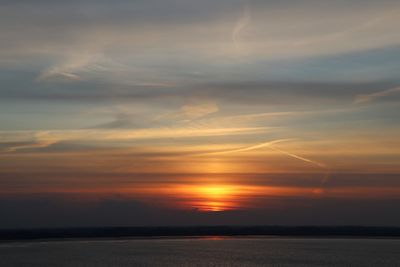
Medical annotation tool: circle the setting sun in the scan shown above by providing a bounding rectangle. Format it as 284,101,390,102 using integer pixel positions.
196,185,235,198
164,184,264,212
190,185,237,211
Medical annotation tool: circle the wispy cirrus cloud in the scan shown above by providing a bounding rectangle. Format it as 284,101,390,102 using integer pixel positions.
0,126,273,153
179,100,219,120
354,86,400,104
232,5,251,52
37,53,100,82
154,99,219,124
1,140,58,153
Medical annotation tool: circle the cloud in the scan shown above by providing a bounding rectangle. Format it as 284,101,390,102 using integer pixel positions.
1,187,400,228
180,101,219,120
192,108,352,129
200,81,394,106
154,99,219,123
2,0,400,73
232,5,251,51
36,51,112,82
90,112,152,129
0,126,273,154
354,86,400,104
1,140,58,153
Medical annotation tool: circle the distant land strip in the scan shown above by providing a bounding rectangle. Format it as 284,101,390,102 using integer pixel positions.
1,226,400,241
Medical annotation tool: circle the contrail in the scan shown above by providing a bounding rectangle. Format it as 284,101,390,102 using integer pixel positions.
232,5,251,49
200,138,331,186
269,145,331,186
201,138,294,156
269,146,327,168
202,138,326,169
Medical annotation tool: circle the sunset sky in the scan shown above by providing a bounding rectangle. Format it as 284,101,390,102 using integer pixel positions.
1,0,400,228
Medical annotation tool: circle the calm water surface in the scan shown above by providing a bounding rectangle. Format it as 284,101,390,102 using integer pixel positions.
0,237,399,266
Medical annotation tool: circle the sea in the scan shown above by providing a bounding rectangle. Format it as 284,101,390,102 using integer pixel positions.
0,237,399,266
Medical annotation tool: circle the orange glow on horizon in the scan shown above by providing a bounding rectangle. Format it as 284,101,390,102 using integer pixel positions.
181,184,240,211
163,184,269,212
3,181,400,212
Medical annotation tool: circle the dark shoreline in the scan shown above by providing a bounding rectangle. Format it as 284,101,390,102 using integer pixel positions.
1,226,400,242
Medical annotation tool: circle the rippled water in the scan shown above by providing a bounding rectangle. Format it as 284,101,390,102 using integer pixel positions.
0,237,399,266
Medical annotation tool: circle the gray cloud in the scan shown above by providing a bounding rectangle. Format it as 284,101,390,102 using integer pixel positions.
1,0,400,69
0,193,399,228
2,78,397,105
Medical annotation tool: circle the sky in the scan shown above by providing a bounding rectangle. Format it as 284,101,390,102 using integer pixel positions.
1,0,400,228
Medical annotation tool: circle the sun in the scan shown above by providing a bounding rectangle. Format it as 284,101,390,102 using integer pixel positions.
197,185,234,198
131,183,265,212
175,184,241,212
